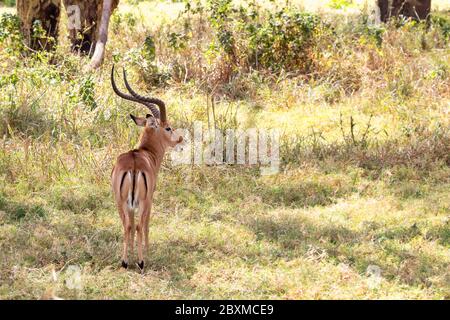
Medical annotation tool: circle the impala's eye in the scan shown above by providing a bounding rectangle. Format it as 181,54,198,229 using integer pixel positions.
165,127,171,132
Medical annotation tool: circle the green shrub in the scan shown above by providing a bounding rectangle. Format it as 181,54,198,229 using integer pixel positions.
80,75,97,111
432,13,450,39
0,0,16,7
177,0,324,78
0,13,23,54
328,0,353,10
245,9,322,73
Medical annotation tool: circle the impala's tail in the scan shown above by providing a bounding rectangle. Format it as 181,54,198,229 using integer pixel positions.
126,171,137,210
119,170,147,210
122,170,147,211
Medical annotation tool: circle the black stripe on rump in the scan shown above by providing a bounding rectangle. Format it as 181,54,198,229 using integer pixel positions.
141,172,148,198
119,172,127,193
131,171,136,206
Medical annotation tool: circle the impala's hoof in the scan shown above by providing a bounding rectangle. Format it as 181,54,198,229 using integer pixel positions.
137,261,144,272
121,260,128,269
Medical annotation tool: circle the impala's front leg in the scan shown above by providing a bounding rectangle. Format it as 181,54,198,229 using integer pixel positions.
144,214,150,254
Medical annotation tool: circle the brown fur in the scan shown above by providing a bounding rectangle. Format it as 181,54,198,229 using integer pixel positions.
111,118,182,270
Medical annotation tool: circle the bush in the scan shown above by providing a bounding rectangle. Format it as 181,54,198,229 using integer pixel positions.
0,13,23,54
432,13,450,39
244,9,322,73
0,0,16,7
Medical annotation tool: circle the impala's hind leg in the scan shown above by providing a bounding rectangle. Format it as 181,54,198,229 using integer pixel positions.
115,201,127,268
144,203,152,254
129,211,135,258
136,203,149,272
121,204,132,268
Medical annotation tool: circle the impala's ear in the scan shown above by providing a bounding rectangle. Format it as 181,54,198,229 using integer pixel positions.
130,114,146,127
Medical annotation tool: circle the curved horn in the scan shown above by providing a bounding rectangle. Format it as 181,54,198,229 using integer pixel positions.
111,65,160,118
122,69,167,124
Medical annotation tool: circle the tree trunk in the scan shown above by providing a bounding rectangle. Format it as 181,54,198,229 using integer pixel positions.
377,0,431,22
16,0,119,67
16,0,62,51
90,0,115,69
62,0,119,56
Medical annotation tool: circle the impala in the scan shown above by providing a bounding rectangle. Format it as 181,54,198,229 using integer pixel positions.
110,66,183,271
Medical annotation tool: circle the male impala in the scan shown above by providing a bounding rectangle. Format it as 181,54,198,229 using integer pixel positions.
110,66,183,271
